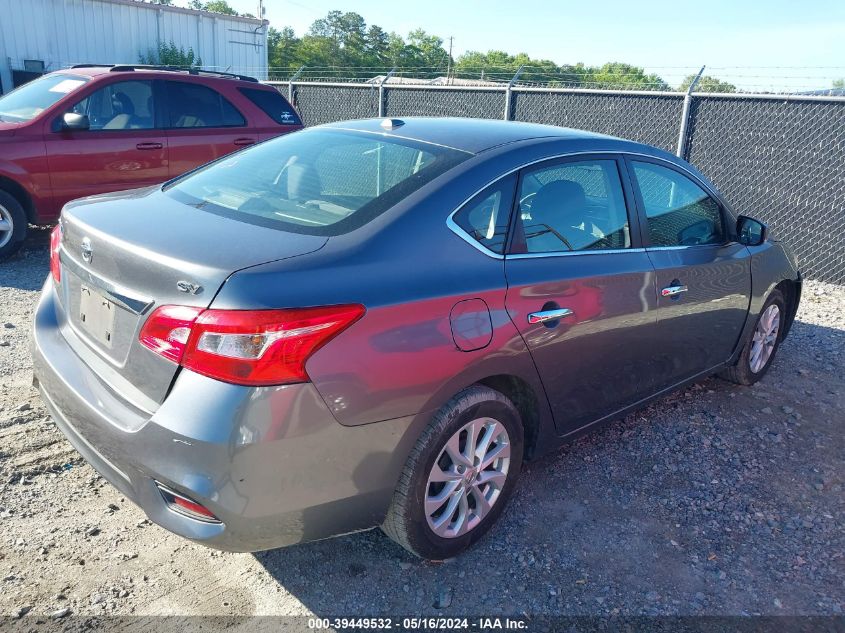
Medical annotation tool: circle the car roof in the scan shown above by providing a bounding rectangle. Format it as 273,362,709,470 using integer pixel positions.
48,65,263,86
321,117,624,154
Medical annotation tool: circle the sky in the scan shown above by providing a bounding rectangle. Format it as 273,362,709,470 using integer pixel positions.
219,0,845,91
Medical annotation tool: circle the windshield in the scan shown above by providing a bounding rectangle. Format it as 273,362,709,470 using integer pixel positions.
164,129,470,235
0,74,89,122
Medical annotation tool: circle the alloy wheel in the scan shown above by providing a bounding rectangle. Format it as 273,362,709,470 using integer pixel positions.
425,417,511,539
749,304,780,373
0,204,13,249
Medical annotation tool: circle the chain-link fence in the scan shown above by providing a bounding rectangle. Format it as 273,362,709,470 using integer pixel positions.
290,84,379,127
384,87,504,120
273,81,845,283
685,96,845,284
512,89,684,152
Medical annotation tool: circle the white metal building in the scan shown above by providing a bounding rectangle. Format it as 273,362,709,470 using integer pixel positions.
0,0,268,93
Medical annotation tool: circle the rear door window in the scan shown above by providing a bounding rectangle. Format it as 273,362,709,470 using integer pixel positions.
238,87,301,125
164,129,469,235
165,82,245,128
452,175,516,254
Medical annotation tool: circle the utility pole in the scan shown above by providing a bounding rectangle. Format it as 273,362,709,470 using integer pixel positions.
446,36,453,84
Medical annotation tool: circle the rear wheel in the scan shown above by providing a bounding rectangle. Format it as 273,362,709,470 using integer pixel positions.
721,289,785,385
382,385,524,559
0,190,28,262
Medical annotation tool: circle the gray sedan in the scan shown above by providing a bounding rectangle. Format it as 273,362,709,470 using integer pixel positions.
32,117,801,559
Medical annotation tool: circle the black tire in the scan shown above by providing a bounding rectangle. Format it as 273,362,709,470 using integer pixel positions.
382,385,524,560
0,189,28,262
721,289,786,386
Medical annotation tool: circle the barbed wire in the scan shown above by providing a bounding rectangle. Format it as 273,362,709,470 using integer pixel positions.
6,58,842,95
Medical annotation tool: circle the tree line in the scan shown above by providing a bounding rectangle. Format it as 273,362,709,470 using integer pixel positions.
141,3,843,92
268,11,736,92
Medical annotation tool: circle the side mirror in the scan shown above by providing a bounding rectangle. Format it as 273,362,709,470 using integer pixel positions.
61,112,90,131
737,215,768,246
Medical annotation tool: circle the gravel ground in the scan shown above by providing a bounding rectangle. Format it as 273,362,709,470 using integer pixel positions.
0,232,843,619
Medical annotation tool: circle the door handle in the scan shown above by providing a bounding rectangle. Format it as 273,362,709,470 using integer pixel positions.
136,142,163,150
661,284,689,297
233,137,256,146
528,308,573,324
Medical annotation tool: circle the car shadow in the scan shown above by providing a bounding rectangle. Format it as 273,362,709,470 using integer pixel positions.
252,316,844,616
1,225,51,292
5,238,841,614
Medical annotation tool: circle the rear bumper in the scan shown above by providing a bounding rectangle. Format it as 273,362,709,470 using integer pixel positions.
31,278,416,552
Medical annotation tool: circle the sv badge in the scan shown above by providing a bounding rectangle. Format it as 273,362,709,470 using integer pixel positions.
176,280,203,295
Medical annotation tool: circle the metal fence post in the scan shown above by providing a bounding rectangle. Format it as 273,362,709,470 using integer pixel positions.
676,65,705,158
288,65,305,104
378,68,396,117
503,65,524,121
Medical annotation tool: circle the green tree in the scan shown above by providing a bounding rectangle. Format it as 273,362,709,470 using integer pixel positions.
586,62,669,90
454,54,666,89
268,26,301,76
188,0,239,15
266,11,454,80
833,79,844,89
365,25,391,66
679,73,736,93
268,9,719,91
386,32,407,66
139,40,202,67
405,29,447,69
455,50,564,83
307,11,372,68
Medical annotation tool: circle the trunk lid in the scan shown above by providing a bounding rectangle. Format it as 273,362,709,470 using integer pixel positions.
56,186,327,409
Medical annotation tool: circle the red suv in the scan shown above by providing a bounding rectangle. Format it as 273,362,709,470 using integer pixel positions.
0,64,302,259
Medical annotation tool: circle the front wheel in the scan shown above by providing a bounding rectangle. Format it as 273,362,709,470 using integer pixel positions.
0,190,28,262
721,289,785,385
382,385,524,559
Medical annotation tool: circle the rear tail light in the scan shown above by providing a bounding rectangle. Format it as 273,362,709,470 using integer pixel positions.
50,224,62,284
139,305,203,363
139,304,364,386
156,483,220,523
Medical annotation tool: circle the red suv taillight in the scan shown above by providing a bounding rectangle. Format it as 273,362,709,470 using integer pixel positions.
50,224,62,284
139,304,364,386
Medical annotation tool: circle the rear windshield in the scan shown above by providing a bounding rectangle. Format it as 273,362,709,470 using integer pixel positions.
164,129,470,235
0,74,89,122
238,87,301,125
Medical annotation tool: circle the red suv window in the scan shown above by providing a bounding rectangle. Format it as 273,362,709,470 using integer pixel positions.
71,80,155,130
237,87,301,126
165,82,245,128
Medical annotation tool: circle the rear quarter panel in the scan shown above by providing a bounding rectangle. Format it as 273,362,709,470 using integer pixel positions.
212,193,549,429
209,140,588,435
214,82,303,142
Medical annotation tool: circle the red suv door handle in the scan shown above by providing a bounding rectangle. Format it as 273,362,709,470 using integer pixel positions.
136,142,163,150
233,138,256,146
